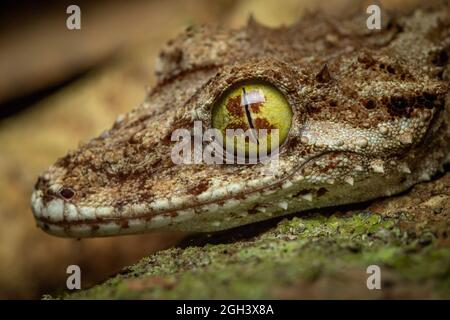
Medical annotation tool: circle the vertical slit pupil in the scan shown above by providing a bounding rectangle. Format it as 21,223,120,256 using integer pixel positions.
242,87,259,145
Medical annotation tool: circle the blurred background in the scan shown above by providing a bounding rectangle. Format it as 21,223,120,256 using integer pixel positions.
0,0,424,299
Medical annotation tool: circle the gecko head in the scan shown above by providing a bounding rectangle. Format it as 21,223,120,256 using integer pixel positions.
31,22,449,237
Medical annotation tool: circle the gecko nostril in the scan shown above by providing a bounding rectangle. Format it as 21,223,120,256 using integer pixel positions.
59,187,75,200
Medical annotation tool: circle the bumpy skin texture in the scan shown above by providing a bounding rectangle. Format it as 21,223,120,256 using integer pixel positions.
32,6,450,237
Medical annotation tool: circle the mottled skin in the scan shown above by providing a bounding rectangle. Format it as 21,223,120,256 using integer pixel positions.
31,6,450,237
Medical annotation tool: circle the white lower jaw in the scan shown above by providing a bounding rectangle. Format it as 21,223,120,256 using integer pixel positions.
31,189,175,237
31,172,416,238
35,219,156,238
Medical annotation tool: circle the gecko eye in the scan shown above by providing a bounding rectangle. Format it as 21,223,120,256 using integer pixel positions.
211,81,292,157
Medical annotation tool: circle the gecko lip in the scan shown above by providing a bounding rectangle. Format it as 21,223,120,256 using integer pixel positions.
31,188,143,237
30,150,363,237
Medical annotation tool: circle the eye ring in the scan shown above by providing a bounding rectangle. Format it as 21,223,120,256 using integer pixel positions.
211,80,293,158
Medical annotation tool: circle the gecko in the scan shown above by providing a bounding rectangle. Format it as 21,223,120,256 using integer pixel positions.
31,5,450,237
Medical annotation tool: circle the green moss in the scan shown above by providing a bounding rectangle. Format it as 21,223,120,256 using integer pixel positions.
56,204,449,299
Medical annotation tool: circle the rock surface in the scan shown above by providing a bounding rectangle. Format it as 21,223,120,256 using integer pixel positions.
60,170,449,299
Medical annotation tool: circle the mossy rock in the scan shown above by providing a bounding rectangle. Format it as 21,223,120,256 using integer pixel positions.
54,171,450,299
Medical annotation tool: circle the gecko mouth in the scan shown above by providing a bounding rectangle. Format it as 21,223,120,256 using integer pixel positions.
30,174,298,237
30,150,372,237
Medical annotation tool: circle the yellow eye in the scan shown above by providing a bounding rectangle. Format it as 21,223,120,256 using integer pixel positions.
212,81,292,157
